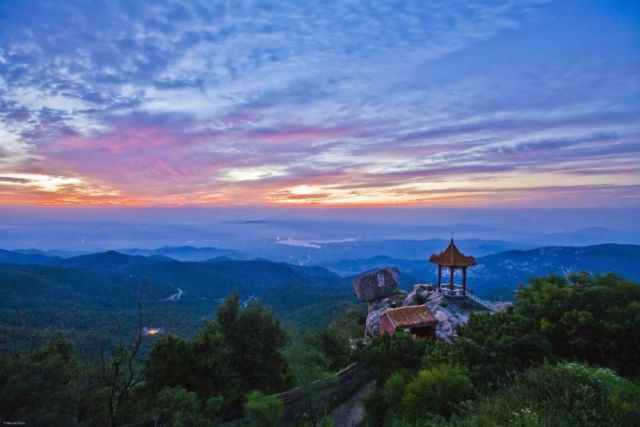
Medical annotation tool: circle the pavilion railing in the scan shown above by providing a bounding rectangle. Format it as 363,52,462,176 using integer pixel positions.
466,292,498,312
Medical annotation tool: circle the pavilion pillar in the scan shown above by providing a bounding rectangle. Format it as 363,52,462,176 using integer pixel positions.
437,265,442,290
449,266,454,291
462,267,467,295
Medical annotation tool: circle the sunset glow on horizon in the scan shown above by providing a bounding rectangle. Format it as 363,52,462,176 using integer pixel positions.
1,1,639,208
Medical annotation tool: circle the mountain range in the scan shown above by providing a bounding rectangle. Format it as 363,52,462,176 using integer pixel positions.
1,242,638,351
10,239,529,265
1,243,639,304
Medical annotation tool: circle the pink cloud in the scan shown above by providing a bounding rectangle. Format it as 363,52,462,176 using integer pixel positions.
22,113,365,203
241,125,357,144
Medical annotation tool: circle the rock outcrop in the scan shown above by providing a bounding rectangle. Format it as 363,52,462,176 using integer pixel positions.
365,292,406,337
364,279,498,340
355,267,499,340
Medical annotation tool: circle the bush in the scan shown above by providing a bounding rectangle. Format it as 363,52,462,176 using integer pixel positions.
402,364,473,420
356,333,427,381
519,363,640,426
414,293,427,305
449,363,640,427
361,273,640,425
363,372,407,426
312,326,353,372
244,390,284,427
157,386,222,427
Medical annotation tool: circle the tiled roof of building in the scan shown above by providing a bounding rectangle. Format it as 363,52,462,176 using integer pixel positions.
382,305,437,329
429,238,477,267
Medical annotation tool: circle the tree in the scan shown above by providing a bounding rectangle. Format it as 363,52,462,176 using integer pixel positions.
356,333,427,381
310,326,353,372
0,334,83,426
98,303,146,427
217,295,290,393
425,273,640,386
515,273,640,376
144,295,289,417
144,322,238,404
437,309,553,386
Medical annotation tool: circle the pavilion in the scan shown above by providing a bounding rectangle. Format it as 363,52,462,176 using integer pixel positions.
429,238,477,297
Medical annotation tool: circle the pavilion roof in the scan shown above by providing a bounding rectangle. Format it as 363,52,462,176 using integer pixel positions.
429,238,477,267
381,305,437,329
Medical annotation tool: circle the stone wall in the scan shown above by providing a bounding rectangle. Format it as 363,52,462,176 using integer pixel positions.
277,363,372,425
223,363,372,426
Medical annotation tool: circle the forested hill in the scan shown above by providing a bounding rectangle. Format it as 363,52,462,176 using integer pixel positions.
0,251,354,352
0,248,63,265
470,244,640,299
2,243,639,306
0,251,345,310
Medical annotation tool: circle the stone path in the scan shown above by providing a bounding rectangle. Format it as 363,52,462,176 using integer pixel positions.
329,381,375,427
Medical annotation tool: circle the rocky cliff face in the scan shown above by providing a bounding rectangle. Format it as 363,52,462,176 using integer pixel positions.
354,268,494,339
400,284,476,339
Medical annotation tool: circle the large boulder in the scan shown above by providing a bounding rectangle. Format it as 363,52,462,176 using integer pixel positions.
353,267,399,302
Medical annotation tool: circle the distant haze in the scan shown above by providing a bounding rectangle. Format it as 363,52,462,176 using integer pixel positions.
1,206,638,252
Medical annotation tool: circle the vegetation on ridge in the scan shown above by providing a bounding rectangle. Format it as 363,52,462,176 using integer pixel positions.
358,272,640,426
0,272,639,426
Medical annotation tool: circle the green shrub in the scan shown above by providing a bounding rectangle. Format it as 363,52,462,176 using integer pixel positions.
519,363,640,426
244,390,284,427
157,386,222,427
362,273,640,425
402,364,473,420
414,294,427,305
356,333,426,381
363,372,408,426
449,363,640,427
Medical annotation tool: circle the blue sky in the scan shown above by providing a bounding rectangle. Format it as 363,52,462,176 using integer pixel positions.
0,0,639,207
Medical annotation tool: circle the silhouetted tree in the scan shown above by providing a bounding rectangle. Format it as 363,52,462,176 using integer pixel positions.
217,294,290,393
99,302,145,427
0,333,83,426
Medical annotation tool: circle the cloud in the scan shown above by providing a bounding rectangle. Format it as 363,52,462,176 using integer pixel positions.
0,0,638,207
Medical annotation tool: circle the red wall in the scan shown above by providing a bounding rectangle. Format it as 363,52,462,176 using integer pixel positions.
379,314,396,335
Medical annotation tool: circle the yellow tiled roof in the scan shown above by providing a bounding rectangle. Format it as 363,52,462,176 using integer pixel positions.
382,305,437,328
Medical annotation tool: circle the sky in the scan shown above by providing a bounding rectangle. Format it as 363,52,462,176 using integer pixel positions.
0,0,639,209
